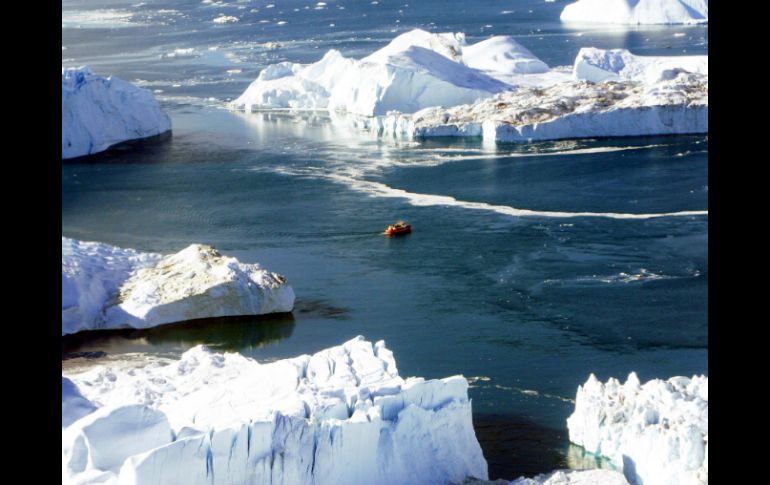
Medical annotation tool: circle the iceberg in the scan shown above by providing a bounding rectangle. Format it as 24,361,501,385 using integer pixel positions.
467,469,630,484
62,336,488,484
230,29,567,116
61,238,294,335
574,48,708,84
567,373,708,485
62,67,172,159
368,70,707,142
560,0,708,25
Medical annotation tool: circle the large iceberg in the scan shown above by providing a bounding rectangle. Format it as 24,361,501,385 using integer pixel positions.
62,67,172,159
560,0,708,25
62,336,488,484
567,373,708,485
230,29,569,116
367,70,707,142
574,48,708,84
62,238,294,335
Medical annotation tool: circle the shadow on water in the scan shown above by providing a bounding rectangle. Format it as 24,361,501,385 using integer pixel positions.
62,131,173,164
61,312,295,358
473,414,616,480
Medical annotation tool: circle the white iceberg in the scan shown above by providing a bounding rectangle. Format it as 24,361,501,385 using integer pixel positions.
367,70,707,142
61,238,294,335
574,48,708,84
509,469,630,485
567,373,708,485
62,67,172,159
466,469,629,484
560,0,708,25
62,336,488,484
230,29,568,116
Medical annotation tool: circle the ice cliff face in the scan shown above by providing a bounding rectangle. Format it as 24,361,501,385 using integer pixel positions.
61,238,294,335
367,70,707,142
560,0,708,24
567,373,708,485
230,29,568,117
62,67,172,159
574,48,708,84
62,337,488,485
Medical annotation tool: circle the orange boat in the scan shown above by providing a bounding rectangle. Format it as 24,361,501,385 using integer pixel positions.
384,221,412,235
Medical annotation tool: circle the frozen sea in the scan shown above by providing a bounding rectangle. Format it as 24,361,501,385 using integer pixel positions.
62,0,707,479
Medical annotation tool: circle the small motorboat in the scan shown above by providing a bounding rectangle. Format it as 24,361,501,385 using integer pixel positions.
384,221,412,236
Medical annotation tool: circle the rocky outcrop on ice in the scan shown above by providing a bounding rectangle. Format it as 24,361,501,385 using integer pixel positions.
366,70,707,142
567,373,708,485
62,67,172,159
574,48,708,84
230,29,569,116
560,0,708,25
61,238,294,335
62,337,488,484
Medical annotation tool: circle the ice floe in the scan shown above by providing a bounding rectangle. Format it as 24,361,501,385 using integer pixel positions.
62,337,488,484
366,70,707,142
62,67,172,159
469,469,630,484
574,48,708,83
61,238,294,335
560,0,708,25
230,29,569,116
567,373,708,485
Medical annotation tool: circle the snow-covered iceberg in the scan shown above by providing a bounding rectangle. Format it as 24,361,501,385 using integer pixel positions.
62,336,488,484
560,0,708,25
574,48,708,84
62,67,172,159
230,29,568,117
567,373,708,485
62,238,294,335
366,70,707,142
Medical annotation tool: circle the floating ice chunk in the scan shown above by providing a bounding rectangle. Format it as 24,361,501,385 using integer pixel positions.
62,67,171,159
63,337,488,484
560,0,708,25
508,469,630,484
567,373,708,485
574,48,708,83
213,14,239,23
61,238,295,335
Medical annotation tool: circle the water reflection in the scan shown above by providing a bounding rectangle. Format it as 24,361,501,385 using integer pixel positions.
61,313,295,357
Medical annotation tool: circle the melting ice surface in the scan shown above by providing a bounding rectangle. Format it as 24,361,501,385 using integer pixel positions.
63,0,707,480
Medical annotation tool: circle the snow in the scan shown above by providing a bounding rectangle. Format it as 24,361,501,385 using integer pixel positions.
62,336,488,484
230,29,568,116
62,67,172,159
560,0,708,25
567,373,708,485
367,70,707,142
468,469,629,484
574,48,708,83
62,377,97,429
62,238,294,335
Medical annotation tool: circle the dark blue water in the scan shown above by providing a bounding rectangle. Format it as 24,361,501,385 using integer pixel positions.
62,0,707,479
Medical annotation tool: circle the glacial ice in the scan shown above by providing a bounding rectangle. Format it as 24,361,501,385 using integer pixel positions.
62,337,488,485
566,373,708,485
61,238,294,336
367,70,707,142
560,0,708,25
62,67,172,159
467,469,630,484
574,48,708,84
230,29,569,116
